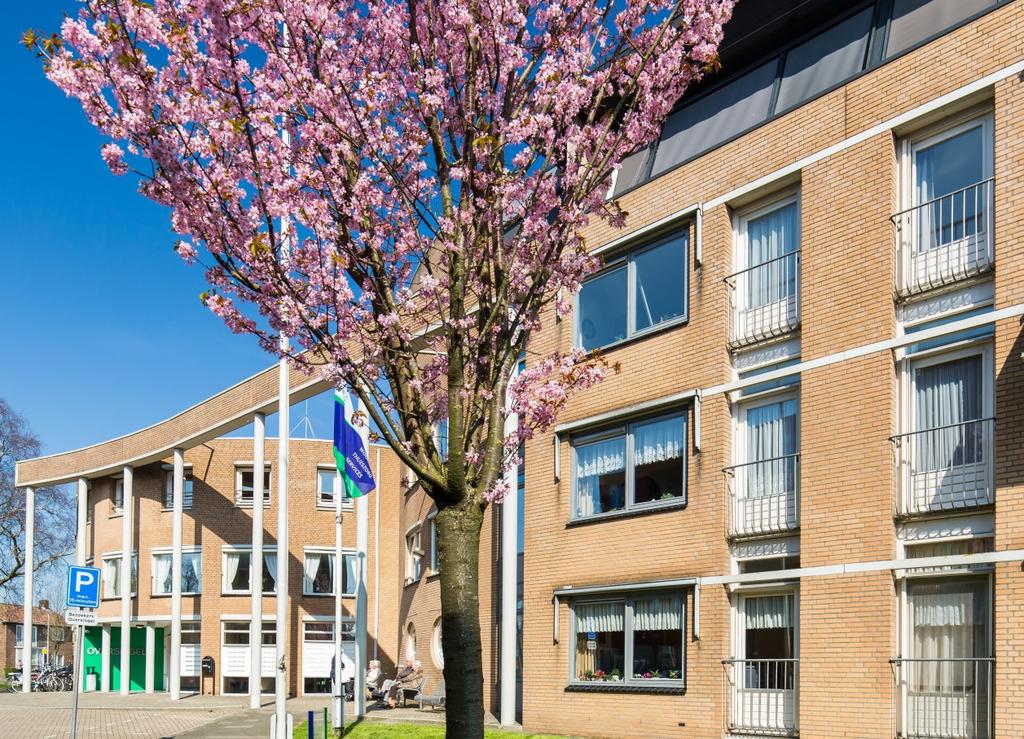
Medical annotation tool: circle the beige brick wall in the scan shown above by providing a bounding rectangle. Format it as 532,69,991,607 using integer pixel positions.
84,438,403,696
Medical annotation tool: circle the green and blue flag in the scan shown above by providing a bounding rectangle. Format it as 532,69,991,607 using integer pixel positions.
333,390,376,499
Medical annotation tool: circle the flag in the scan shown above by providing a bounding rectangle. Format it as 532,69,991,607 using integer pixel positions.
333,390,376,499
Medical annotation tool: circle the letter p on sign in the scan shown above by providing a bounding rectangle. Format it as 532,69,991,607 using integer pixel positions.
67,565,101,609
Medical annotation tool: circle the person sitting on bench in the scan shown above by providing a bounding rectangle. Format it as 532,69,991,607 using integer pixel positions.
375,659,413,705
387,660,423,708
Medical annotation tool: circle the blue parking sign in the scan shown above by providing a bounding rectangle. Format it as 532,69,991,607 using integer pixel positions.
67,565,101,609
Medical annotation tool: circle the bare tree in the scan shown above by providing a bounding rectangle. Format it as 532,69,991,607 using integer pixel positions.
0,400,75,598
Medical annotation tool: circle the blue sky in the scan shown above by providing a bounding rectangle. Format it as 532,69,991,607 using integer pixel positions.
1,2,330,457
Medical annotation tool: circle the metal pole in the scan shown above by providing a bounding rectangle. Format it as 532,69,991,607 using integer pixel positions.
251,414,266,710
355,399,369,718
70,623,84,739
333,500,344,730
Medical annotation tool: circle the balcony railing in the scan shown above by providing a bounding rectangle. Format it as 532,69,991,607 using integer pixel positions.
724,658,799,736
725,250,801,347
892,178,994,298
891,418,994,517
892,657,993,739
725,454,800,537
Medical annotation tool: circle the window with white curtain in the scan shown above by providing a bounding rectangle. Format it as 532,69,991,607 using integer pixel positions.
163,470,194,509
739,592,797,691
572,412,686,520
571,593,685,686
102,553,137,598
222,547,277,594
112,479,124,515
575,231,688,351
906,576,990,691
152,550,202,595
303,549,356,596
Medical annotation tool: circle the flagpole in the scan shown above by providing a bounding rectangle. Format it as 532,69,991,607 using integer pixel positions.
333,392,345,730
355,397,369,718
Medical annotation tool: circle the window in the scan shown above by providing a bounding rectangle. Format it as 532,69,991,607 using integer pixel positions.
180,623,201,692
897,114,993,295
899,345,994,514
730,592,798,733
886,0,996,59
222,620,276,646
405,623,417,661
730,394,799,536
152,550,202,595
112,479,124,515
15,625,40,647
572,412,686,519
434,419,449,461
163,470,194,509
406,527,423,582
316,467,354,509
575,231,688,351
302,622,344,695
235,465,272,506
428,511,439,574
900,575,992,739
102,553,137,598
432,619,444,668
739,556,801,575
222,548,277,594
303,549,357,596
730,196,801,345
571,593,685,685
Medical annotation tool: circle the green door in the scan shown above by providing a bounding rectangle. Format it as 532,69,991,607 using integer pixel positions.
83,627,103,690
82,625,165,692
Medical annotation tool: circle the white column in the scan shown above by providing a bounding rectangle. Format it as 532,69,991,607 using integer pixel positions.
22,486,34,692
100,625,111,692
499,379,520,725
145,623,156,693
275,360,290,737
170,449,184,700
373,449,381,662
333,480,344,729
251,414,266,709
76,478,88,693
120,466,133,695
355,476,369,716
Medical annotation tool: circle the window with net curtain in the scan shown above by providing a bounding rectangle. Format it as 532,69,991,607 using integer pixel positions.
153,551,202,594
914,354,983,470
907,576,989,693
573,595,684,684
103,553,138,598
163,471,194,509
573,414,685,518
743,397,798,500
223,549,277,594
743,201,800,311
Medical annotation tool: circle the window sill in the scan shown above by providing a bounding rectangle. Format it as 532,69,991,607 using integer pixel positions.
404,577,422,588
316,503,355,512
222,591,277,597
577,315,689,355
567,499,687,527
160,507,194,513
109,512,124,519
303,593,357,598
565,682,686,695
151,592,201,598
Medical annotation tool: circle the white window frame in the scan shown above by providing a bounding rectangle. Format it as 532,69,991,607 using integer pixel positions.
221,545,277,595
101,551,137,599
427,510,439,574
302,546,357,597
162,466,194,510
316,466,354,510
570,410,688,522
111,478,124,517
405,525,423,584
432,618,444,669
573,228,690,351
150,547,202,596
567,592,687,688
234,464,272,507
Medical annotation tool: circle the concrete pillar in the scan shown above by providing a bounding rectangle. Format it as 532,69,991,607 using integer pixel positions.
120,466,133,695
101,625,111,692
22,486,34,692
145,623,156,693
251,413,266,709
170,449,184,700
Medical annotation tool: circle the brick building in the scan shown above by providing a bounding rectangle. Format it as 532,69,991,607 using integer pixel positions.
0,602,73,671
14,1,1024,737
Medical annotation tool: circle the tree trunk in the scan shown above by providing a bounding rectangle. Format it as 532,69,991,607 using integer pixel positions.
436,497,486,739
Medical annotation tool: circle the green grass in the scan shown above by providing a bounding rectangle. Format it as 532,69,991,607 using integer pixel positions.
293,718,566,739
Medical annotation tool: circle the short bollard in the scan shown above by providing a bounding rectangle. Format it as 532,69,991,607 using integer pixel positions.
322,707,328,737
307,710,314,739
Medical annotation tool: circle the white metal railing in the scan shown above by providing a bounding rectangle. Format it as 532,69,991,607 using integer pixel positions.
893,178,994,298
724,658,799,736
892,657,993,739
725,250,801,347
891,418,994,517
725,454,800,537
